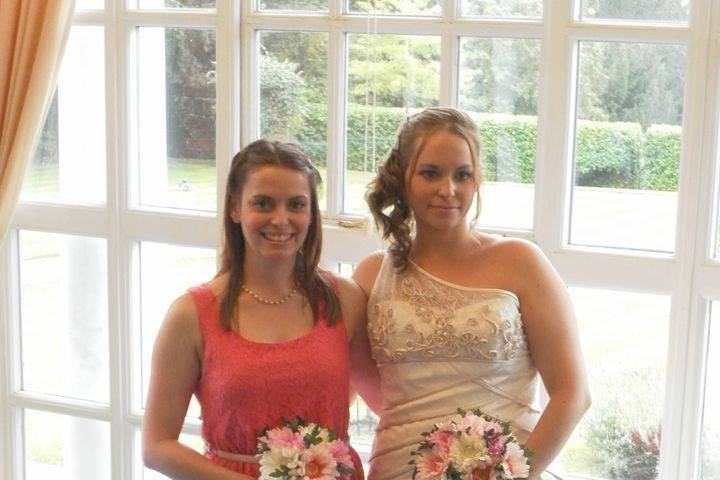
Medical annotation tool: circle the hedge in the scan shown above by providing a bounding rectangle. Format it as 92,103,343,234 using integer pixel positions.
642,124,681,191
296,104,681,191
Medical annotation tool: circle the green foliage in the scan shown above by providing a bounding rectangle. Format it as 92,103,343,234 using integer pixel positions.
259,53,309,141
462,0,541,17
578,42,685,129
297,105,682,192
642,125,681,191
468,113,537,183
582,365,663,479
575,120,643,189
165,28,216,160
582,0,688,22
348,0,439,14
347,34,440,108
459,38,540,117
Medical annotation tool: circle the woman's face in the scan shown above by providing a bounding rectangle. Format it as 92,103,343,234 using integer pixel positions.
405,129,476,232
231,166,313,262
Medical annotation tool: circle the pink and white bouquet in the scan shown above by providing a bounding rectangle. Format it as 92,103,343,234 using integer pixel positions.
411,409,532,480
256,417,356,480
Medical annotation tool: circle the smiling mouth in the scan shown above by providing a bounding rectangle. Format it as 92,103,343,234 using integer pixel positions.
262,233,293,242
431,205,459,210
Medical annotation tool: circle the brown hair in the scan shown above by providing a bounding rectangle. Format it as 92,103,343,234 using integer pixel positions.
367,107,483,272
218,139,340,330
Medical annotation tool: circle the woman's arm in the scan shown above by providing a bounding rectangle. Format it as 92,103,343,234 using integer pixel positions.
505,240,591,479
344,253,385,414
142,294,254,480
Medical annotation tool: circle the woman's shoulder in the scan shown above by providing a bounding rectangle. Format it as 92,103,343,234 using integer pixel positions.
352,250,386,298
320,271,367,340
160,291,204,347
476,234,545,265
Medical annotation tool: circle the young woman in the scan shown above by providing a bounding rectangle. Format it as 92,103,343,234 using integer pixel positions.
353,108,591,480
143,139,371,479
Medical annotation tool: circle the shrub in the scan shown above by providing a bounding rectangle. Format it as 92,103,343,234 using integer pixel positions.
642,124,681,192
468,112,537,182
575,120,644,189
582,365,663,479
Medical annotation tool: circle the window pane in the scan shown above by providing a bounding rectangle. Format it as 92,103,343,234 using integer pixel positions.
76,0,104,9
136,27,216,212
461,0,541,18
559,288,669,479
570,42,685,252
19,231,109,403
139,242,216,417
350,397,378,467
259,31,329,210
345,34,440,214
701,304,720,479
134,430,203,479
348,0,441,16
580,0,689,23
24,409,110,480
133,0,215,8
259,0,327,12
22,27,106,204
459,37,540,230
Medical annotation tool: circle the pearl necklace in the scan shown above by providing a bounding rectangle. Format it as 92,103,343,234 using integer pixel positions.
241,284,297,306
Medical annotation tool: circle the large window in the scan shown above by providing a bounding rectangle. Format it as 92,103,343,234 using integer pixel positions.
2,0,720,479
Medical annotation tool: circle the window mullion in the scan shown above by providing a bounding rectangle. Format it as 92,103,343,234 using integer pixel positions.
326,25,346,218
240,25,258,145
439,27,457,107
676,2,720,477
438,0,457,107
659,0,716,475
110,0,132,478
533,0,574,251
0,231,17,480
215,0,241,237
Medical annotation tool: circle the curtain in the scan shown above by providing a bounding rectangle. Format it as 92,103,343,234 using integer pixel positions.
0,0,76,244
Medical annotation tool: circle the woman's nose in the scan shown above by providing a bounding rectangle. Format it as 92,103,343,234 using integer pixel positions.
438,177,456,197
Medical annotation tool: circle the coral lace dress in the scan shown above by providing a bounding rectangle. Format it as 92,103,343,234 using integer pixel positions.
188,284,364,478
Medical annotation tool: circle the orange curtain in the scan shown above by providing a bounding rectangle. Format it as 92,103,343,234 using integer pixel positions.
0,0,76,244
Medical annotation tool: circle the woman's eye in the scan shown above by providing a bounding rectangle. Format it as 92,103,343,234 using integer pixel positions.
456,171,472,181
419,170,437,179
289,200,307,210
253,199,270,210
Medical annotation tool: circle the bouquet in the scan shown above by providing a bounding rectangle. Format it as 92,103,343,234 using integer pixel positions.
256,417,356,480
411,409,532,480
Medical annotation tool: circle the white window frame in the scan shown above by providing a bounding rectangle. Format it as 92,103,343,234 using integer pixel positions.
2,0,720,478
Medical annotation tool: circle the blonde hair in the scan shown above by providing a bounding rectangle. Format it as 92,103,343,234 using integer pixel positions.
366,107,483,272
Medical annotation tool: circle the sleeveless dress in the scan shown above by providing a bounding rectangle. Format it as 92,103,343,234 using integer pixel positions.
188,284,364,478
367,256,561,479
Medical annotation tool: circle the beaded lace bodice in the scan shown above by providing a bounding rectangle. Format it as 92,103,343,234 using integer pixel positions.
369,263,530,363
366,255,543,480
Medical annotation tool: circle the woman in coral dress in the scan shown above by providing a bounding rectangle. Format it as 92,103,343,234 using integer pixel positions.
143,140,373,479
353,108,591,480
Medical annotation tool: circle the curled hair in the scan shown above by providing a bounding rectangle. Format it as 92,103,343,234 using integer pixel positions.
367,107,483,272
218,139,340,330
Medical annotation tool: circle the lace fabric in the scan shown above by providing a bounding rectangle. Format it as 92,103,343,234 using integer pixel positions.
367,256,543,480
187,284,364,479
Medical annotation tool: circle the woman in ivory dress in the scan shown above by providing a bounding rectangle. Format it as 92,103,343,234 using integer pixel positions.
352,108,591,479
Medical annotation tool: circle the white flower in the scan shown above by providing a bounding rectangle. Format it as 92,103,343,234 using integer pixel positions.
299,423,332,443
299,444,338,480
448,432,491,474
259,445,301,479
